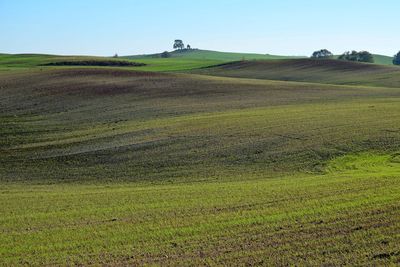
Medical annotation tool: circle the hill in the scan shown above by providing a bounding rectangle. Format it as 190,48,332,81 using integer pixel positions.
192,58,400,88
370,54,394,65
1,58,400,265
331,54,393,65
127,49,395,66
124,49,304,61
2,67,400,264
1,52,395,74
3,68,400,183
0,53,223,72
0,53,142,68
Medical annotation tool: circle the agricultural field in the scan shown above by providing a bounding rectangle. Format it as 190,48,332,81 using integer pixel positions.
192,58,400,87
1,54,400,265
124,49,304,61
0,53,222,72
126,49,394,65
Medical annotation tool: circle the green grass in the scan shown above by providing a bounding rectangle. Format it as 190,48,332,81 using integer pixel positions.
130,57,224,71
127,49,396,66
0,54,111,68
370,54,394,65
1,57,400,265
125,49,304,61
0,53,223,72
1,153,399,265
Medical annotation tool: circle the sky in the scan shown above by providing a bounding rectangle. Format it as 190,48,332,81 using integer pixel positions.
0,0,399,56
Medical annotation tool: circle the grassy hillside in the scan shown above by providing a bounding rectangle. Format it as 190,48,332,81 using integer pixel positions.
0,53,126,68
126,49,304,61
128,50,395,66
0,53,222,72
371,54,394,65
1,52,395,74
1,60,400,264
192,58,400,87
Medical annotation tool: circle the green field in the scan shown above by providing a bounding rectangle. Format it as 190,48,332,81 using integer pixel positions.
127,49,395,66
367,54,394,65
125,49,304,61
0,53,223,72
1,54,400,265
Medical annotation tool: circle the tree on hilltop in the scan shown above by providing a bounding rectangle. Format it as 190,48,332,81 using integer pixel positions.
311,49,333,59
173,40,185,50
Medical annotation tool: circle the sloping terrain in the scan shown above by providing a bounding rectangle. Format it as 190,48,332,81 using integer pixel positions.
1,64,400,265
0,53,151,72
125,49,303,61
2,68,400,182
126,49,394,65
348,54,393,65
193,58,400,87
2,160,400,265
0,53,223,72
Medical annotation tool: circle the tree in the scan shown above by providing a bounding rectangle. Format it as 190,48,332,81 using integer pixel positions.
311,49,333,59
173,40,184,50
338,51,358,61
113,53,118,58
160,51,171,58
393,51,400,65
357,51,374,63
338,50,374,63
187,44,191,50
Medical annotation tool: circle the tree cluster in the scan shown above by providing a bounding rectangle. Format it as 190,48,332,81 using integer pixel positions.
393,51,400,65
173,40,192,51
311,49,333,59
338,50,374,63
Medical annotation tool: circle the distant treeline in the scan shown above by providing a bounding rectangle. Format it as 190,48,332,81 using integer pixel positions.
43,60,146,67
312,49,400,65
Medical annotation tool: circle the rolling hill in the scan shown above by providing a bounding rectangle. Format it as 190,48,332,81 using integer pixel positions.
0,53,223,72
3,68,400,182
1,51,395,74
192,58,400,87
1,55,400,265
127,49,395,66
367,54,394,65
332,54,394,65
125,49,304,61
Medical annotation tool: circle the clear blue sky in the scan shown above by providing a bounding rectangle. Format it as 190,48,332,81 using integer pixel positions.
1,0,399,56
